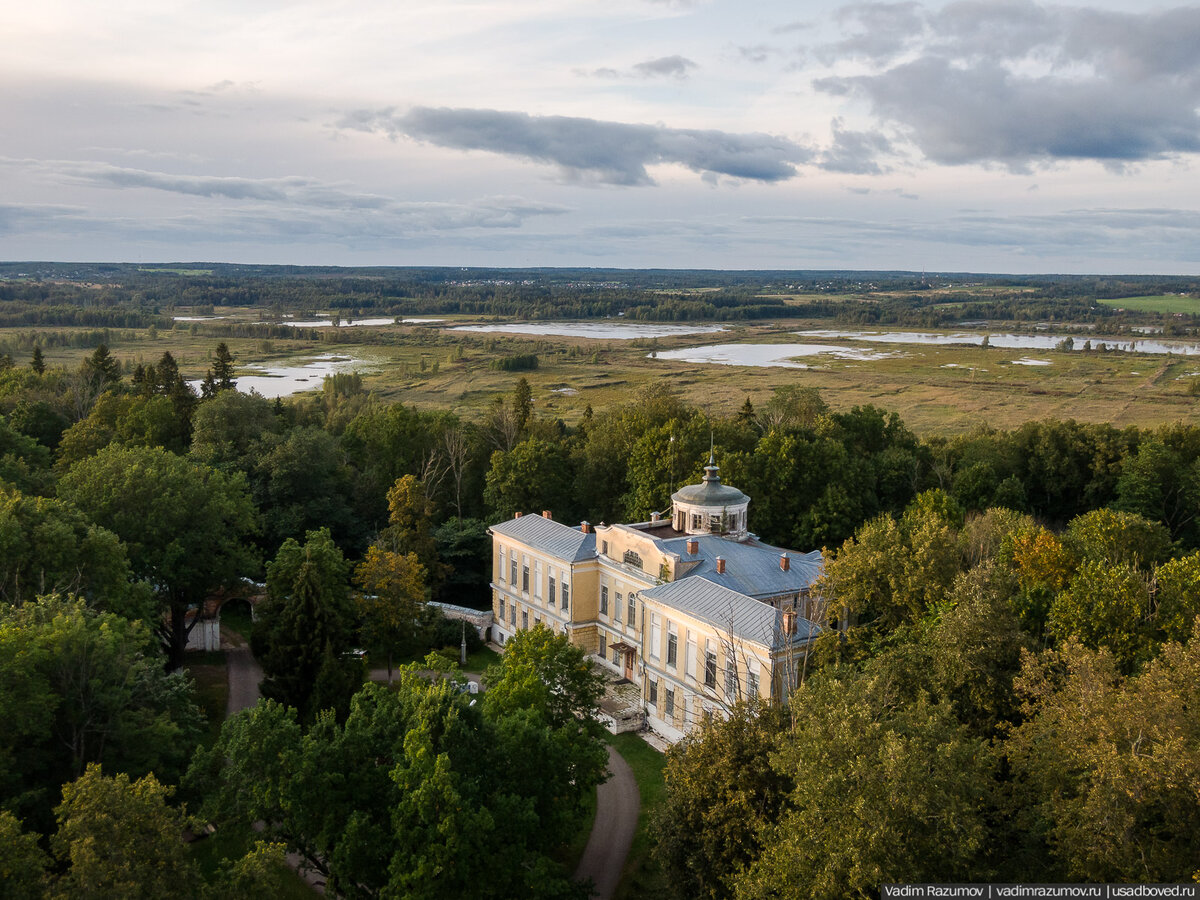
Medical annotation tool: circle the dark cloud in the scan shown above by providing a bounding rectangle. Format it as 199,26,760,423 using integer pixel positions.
736,44,777,64
631,55,698,79
771,20,813,35
819,120,895,174
583,55,698,80
815,2,1200,169
817,2,925,63
341,107,811,185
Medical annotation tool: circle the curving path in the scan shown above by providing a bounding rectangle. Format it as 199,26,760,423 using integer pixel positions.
574,744,640,900
222,628,638,898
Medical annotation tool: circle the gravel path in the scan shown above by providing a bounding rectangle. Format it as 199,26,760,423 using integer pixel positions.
223,629,263,716
574,743,640,900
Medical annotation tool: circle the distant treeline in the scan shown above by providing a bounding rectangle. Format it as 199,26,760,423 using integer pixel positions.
2,264,1199,327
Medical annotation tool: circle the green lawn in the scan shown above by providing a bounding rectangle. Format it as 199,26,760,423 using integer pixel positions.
608,732,669,900
185,658,229,746
1099,294,1200,313
220,605,255,641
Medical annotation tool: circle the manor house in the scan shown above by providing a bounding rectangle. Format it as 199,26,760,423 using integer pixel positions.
489,457,823,743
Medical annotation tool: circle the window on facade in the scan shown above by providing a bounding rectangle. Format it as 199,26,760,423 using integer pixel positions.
510,558,517,585
521,611,528,630
623,549,642,569
510,606,516,626
725,657,737,699
704,648,717,688
650,613,661,660
561,583,569,611
627,594,636,626
600,586,609,616
499,548,506,582
614,592,622,622
549,576,556,605
748,660,761,697
691,513,702,530
709,515,722,532
599,631,607,659
648,678,657,705
665,687,675,719
612,645,620,665
685,637,696,680
601,540,609,556
522,565,529,593
498,596,506,620
534,562,542,598
667,624,678,668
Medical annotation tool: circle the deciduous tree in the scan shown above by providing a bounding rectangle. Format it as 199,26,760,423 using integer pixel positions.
58,445,258,666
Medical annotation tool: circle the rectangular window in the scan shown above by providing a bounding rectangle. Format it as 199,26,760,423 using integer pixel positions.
667,623,678,669
499,548,506,583
748,659,761,697
614,592,623,622
685,636,697,681
602,540,609,556
691,513,702,530
534,561,542,598
725,657,737,699
522,564,529,593
704,644,717,688
612,645,620,665
665,687,675,719
600,585,609,616
498,596,506,620
549,576,556,605
510,558,517,585
650,613,661,660
648,678,658,705
627,594,636,627
510,605,516,626
599,631,607,659
521,610,528,630
561,582,570,611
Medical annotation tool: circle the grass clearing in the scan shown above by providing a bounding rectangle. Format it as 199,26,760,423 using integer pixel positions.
1099,295,1200,314
13,315,1200,434
608,732,668,900
185,658,229,745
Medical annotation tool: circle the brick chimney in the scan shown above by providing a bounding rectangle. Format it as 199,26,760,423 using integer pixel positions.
542,510,552,519
580,521,591,534
780,553,790,571
716,557,726,574
514,511,522,518
782,610,797,635
686,538,698,555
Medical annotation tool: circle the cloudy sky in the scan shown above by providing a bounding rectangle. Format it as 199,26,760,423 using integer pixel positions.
4,0,1200,273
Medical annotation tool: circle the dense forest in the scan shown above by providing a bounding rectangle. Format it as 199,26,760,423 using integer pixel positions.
3,319,1200,895
2,264,1200,337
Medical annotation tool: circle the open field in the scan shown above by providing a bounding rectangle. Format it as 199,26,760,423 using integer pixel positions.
1099,294,1200,314
7,312,1200,434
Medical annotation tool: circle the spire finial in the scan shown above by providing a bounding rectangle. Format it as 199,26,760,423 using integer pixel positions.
709,429,714,466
